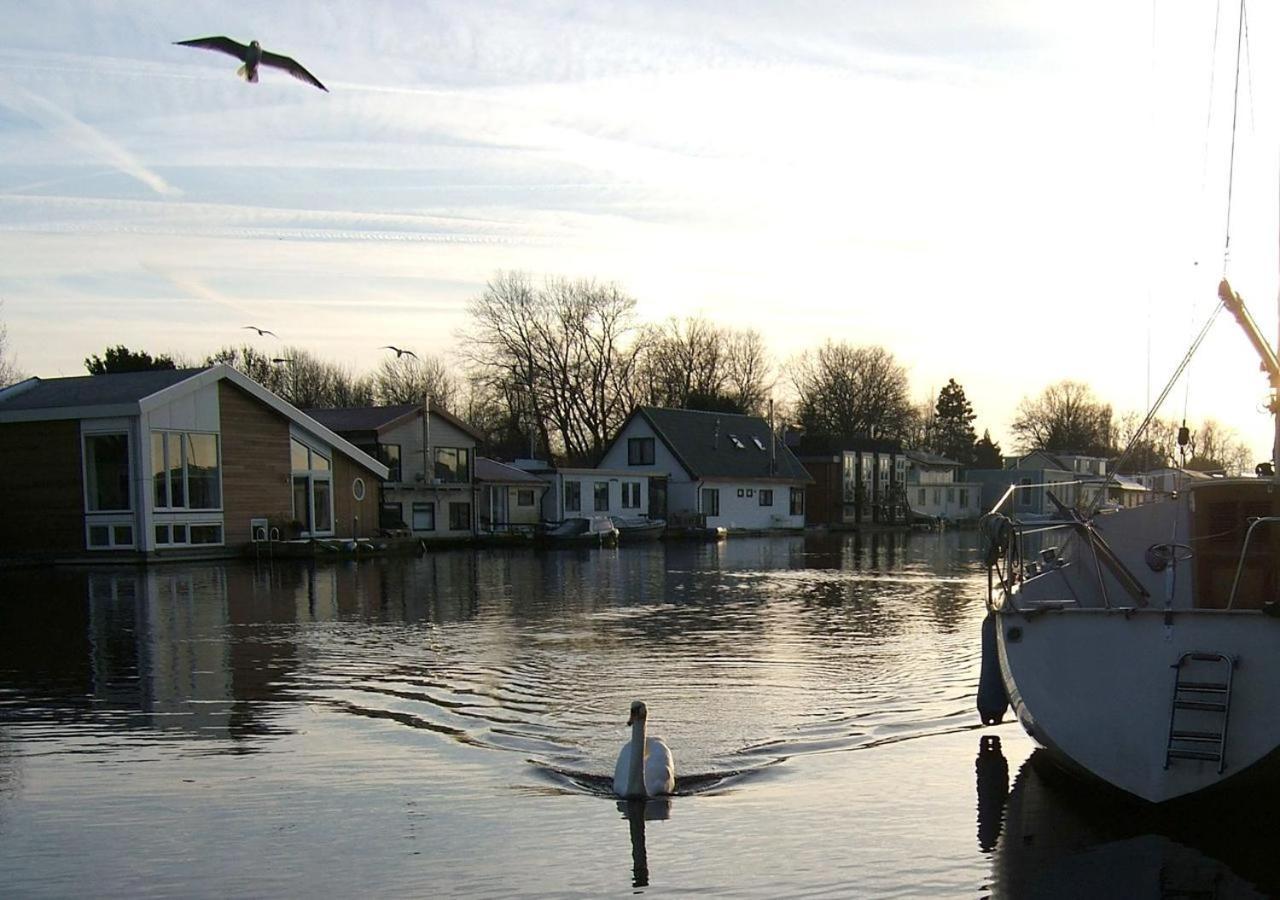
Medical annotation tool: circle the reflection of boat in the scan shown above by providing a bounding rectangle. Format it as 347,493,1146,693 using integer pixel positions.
980,277,1280,803
986,745,1273,897
538,516,619,547
610,516,666,542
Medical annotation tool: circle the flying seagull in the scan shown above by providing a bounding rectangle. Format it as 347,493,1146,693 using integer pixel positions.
174,36,328,92
242,325,278,337
381,346,419,360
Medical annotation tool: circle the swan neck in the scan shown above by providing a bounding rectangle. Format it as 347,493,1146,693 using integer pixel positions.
626,718,647,796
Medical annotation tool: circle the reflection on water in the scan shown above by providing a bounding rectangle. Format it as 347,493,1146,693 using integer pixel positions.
16,529,1227,895
983,740,1279,897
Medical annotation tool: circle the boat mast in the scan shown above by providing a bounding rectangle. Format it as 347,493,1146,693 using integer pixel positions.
1216,279,1280,481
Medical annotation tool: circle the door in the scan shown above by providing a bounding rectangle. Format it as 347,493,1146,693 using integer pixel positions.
648,477,668,519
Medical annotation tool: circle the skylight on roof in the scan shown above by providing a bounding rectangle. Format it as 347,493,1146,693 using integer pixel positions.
752,436,766,451
728,433,745,449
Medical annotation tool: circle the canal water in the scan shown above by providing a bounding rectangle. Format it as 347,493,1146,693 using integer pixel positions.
1,532,1277,897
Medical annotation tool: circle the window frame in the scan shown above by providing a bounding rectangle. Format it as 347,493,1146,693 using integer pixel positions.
627,437,655,465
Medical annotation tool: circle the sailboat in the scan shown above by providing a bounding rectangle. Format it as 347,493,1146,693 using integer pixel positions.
979,277,1279,803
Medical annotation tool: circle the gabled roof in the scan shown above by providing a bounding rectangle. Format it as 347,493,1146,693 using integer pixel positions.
0,365,387,479
622,406,812,483
475,457,548,485
307,403,483,442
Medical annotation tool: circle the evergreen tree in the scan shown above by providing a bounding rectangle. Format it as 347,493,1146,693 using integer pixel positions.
930,378,977,464
85,345,177,374
972,429,1003,469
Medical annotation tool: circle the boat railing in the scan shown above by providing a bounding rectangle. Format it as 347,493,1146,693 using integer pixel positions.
983,479,1149,611
1227,516,1280,609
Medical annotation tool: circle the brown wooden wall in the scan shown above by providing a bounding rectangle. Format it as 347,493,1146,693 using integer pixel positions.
800,457,841,526
0,419,86,556
219,382,292,546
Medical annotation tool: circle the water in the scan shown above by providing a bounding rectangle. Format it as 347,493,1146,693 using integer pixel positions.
0,532,1276,897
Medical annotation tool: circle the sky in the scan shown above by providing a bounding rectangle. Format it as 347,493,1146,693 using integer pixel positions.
2,1,1279,461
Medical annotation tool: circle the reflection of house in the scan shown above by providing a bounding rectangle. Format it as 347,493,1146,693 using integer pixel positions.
512,462,652,524
307,403,481,540
0,365,386,563
475,457,548,533
596,406,812,530
798,440,907,528
904,450,983,523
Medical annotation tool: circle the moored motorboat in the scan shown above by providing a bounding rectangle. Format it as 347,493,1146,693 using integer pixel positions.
610,516,666,542
538,515,619,547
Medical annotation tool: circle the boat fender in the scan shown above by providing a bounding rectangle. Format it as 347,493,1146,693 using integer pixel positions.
977,612,1009,725
980,514,1012,568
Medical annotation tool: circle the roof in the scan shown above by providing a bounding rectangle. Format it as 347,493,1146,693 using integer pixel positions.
627,406,812,483
905,449,961,468
0,365,387,479
0,368,202,412
475,457,548,485
306,403,483,442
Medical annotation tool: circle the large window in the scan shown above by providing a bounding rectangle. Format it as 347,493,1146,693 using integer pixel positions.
85,433,131,511
292,438,333,535
758,488,773,507
564,481,581,512
434,447,471,483
628,437,655,465
449,502,471,531
701,487,720,516
152,431,221,510
594,481,610,512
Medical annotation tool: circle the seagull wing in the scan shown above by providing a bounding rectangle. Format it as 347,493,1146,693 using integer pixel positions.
175,36,251,61
260,50,328,92
404,350,419,359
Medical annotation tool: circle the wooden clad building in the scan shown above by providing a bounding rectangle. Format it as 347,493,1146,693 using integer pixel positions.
0,365,387,564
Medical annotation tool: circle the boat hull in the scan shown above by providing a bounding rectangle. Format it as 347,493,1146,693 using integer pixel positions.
997,606,1280,803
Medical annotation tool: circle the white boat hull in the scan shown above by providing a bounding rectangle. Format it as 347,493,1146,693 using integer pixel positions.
998,606,1280,803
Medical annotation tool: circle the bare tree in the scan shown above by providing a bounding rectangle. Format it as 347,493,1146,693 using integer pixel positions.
0,304,24,387
1185,418,1253,475
1010,380,1115,457
631,317,773,414
790,341,916,443
209,344,374,408
459,271,641,463
374,353,459,408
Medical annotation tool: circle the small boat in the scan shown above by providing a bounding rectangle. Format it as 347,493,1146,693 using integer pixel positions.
610,516,666,542
538,516,619,548
978,278,1280,804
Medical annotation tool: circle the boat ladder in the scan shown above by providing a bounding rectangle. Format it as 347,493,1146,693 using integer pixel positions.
1164,652,1235,774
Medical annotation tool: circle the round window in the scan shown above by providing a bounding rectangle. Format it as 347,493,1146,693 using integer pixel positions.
352,477,366,501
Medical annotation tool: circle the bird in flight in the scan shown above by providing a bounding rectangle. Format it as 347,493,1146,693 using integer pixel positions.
381,346,419,360
242,325,278,338
174,37,328,92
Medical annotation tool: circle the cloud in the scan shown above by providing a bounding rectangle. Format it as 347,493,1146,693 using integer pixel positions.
0,77,180,197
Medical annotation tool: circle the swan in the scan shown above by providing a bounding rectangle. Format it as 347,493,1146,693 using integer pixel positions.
613,700,676,798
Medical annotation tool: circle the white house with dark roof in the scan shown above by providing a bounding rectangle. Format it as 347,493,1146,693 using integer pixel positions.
306,402,481,540
511,461,653,524
0,365,387,563
903,449,983,523
596,406,812,530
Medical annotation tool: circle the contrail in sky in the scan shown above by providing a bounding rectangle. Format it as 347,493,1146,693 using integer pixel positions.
0,78,180,198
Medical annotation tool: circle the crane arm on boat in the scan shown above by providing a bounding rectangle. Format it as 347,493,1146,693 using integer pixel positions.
1218,279,1280,396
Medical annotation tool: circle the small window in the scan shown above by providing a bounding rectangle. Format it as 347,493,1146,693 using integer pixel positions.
172,523,188,544
189,524,222,545
947,487,955,503
628,437,655,465
959,488,969,506
352,477,366,501
737,488,745,497
449,502,471,530
702,488,720,516
89,525,110,547
517,489,535,507
564,481,581,512
113,524,134,545
380,502,405,529
918,488,926,505
412,502,435,531
621,482,641,509
594,481,610,512
789,488,805,516
155,525,169,545
758,489,773,507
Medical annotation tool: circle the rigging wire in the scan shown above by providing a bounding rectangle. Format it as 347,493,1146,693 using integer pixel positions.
1223,0,1247,265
